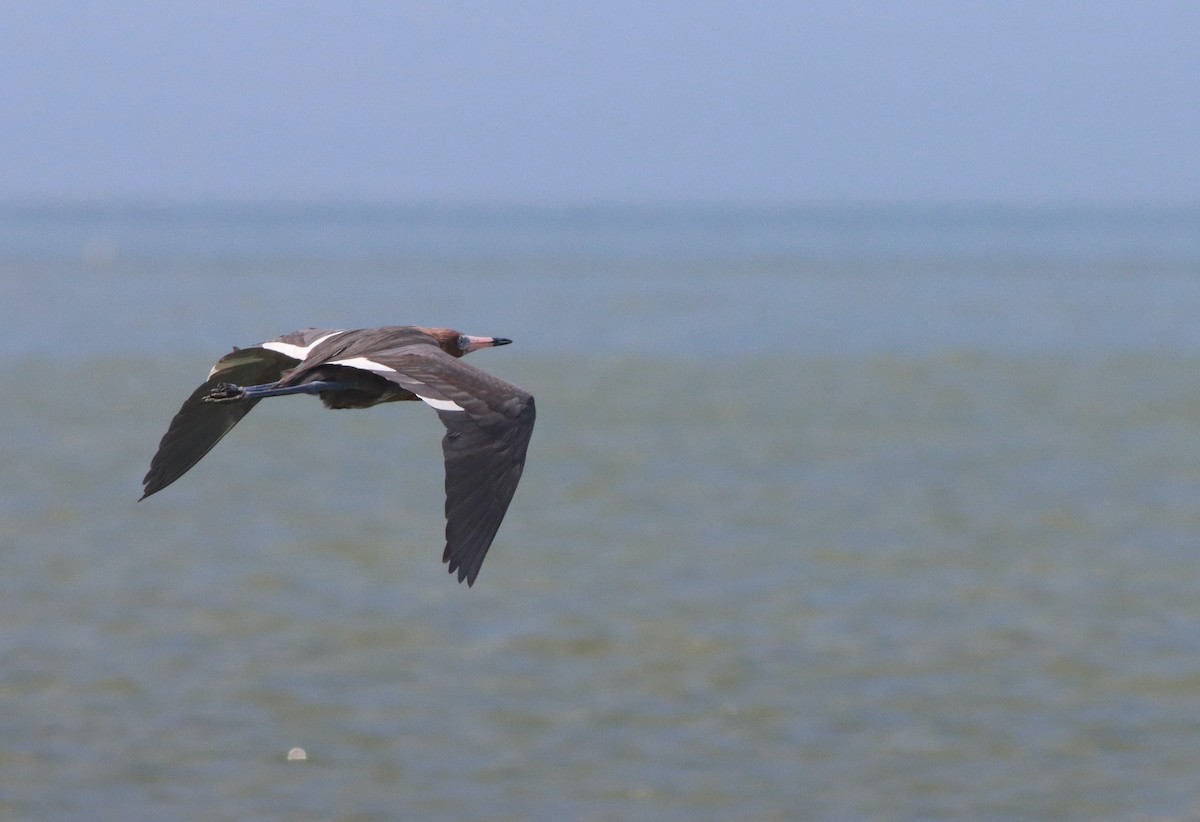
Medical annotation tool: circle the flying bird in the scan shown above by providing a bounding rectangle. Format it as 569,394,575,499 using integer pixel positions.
141,326,536,586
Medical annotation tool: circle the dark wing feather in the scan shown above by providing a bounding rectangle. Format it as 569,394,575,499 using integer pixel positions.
360,347,536,586
140,346,301,498
439,395,535,585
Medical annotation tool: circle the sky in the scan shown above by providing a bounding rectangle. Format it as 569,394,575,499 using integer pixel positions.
2,1,1199,207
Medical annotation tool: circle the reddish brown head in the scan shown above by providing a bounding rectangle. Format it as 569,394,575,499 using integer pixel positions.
420,327,513,358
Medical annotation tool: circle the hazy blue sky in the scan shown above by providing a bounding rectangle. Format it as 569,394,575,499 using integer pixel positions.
2,1,1198,206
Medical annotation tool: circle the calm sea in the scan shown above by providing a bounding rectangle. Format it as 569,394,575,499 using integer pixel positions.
3,205,1200,820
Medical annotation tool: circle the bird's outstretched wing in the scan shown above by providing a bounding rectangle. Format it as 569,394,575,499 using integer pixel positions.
309,343,536,586
140,329,341,498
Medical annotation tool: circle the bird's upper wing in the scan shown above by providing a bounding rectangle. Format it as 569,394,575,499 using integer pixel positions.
140,329,342,498
329,344,536,586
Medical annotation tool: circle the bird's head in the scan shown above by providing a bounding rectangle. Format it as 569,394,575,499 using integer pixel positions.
423,327,513,358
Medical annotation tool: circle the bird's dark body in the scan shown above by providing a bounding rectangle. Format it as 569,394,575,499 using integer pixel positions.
305,366,414,408
141,325,535,586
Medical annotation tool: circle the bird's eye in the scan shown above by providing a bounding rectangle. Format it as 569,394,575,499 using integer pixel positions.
458,335,471,351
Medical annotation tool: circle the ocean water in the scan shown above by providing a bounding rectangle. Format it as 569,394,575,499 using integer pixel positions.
3,205,1200,820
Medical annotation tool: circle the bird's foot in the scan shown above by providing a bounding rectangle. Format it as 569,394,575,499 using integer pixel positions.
203,382,245,402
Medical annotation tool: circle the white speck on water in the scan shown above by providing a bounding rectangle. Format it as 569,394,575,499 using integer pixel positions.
286,747,307,761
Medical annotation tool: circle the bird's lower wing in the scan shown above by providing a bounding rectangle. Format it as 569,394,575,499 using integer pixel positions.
439,401,535,585
140,346,301,498
356,351,536,585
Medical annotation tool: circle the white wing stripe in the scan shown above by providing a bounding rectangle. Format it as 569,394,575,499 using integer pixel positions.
261,331,341,361
330,356,397,372
419,395,466,412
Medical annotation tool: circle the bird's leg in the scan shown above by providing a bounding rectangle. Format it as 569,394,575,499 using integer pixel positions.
203,380,357,403
203,382,255,402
